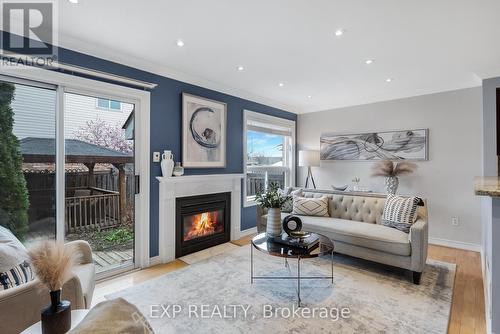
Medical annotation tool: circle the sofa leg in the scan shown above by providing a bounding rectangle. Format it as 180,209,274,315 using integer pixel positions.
412,271,422,285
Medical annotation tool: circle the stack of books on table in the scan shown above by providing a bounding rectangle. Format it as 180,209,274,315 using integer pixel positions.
272,233,320,251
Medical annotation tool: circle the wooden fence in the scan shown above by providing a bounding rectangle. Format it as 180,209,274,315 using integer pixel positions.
65,187,120,233
24,169,134,226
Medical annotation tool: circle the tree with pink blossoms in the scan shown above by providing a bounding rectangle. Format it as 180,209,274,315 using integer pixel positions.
74,118,132,154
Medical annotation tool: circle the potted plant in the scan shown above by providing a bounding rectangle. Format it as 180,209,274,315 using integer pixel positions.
371,160,417,194
255,183,291,237
28,241,76,334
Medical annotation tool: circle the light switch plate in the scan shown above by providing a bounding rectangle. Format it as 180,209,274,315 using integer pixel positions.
153,152,161,162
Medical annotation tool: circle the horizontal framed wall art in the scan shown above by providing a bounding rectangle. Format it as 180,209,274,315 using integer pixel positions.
182,93,227,168
320,128,429,161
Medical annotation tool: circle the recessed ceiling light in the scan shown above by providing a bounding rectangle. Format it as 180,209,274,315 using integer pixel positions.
334,29,345,37
237,66,244,71
386,78,393,82
176,39,185,47
365,59,374,65
307,95,312,99
278,82,285,87
67,0,79,3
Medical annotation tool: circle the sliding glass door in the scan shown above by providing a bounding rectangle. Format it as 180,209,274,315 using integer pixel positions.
64,92,136,274
0,75,139,277
1,79,57,246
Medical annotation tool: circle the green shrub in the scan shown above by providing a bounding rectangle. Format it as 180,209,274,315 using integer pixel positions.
0,83,29,239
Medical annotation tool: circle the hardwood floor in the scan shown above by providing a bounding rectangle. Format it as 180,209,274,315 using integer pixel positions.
428,245,486,334
94,236,486,334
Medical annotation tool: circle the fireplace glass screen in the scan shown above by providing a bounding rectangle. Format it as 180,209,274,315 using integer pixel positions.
183,209,224,242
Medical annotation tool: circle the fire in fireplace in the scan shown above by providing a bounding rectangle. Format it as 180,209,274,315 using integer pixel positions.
176,192,230,257
183,210,224,241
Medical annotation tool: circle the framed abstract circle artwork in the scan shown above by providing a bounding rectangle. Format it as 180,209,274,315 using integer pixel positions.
182,93,227,168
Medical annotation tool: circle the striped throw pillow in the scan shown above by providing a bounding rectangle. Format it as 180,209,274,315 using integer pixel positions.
292,195,329,217
381,194,420,233
0,261,34,290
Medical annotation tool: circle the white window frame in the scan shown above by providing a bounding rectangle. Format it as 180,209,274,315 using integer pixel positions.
0,66,151,277
243,110,296,207
96,97,123,111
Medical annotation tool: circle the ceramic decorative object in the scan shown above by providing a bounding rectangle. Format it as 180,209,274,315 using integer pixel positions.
351,177,361,191
282,215,303,235
161,150,174,177
173,162,184,176
266,208,282,237
371,160,418,195
385,176,399,194
41,289,71,334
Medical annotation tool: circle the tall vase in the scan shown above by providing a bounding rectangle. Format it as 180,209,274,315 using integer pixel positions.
161,150,174,177
41,289,71,334
385,176,399,194
266,208,282,238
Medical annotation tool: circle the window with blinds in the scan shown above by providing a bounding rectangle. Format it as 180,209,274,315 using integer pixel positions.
243,110,296,206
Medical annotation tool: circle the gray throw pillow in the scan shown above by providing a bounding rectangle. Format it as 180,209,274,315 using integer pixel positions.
381,194,420,233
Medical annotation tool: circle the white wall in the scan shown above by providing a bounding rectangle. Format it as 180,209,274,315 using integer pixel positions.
298,87,483,246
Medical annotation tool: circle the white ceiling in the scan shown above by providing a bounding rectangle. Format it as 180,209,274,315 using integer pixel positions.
55,0,500,114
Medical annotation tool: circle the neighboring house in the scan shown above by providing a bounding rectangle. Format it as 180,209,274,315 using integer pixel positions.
122,111,134,140
11,84,134,139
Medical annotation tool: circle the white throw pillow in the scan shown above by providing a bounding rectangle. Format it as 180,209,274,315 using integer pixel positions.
292,195,329,217
0,226,33,290
0,225,29,273
381,194,420,233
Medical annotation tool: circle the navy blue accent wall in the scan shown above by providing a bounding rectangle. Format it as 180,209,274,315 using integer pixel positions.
52,47,297,257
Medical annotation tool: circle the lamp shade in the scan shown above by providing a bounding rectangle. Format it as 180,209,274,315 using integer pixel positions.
298,150,320,167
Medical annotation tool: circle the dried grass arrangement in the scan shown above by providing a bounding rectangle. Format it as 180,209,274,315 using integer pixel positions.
371,160,418,177
28,240,76,291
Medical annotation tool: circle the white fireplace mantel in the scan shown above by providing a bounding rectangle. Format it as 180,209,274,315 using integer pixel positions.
157,174,244,263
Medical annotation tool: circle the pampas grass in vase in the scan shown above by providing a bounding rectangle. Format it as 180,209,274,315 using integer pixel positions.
371,160,418,194
29,240,76,334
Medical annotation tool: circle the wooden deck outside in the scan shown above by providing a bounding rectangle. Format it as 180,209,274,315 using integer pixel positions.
93,248,133,273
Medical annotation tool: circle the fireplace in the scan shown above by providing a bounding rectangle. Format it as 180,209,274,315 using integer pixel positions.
175,192,231,257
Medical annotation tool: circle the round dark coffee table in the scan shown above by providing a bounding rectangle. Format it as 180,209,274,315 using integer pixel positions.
251,232,334,307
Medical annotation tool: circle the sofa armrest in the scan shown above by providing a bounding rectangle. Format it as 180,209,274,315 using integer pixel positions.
65,240,93,264
256,205,268,233
0,279,47,333
409,218,428,272
256,205,268,218
62,274,86,309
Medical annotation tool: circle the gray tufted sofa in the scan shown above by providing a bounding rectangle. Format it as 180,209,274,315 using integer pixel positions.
257,188,428,284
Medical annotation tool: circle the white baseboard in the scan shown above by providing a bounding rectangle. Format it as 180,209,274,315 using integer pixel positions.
149,255,161,267
428,237,482,252
239,227,257,237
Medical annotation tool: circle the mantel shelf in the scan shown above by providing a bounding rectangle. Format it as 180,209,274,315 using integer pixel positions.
156,174,244,183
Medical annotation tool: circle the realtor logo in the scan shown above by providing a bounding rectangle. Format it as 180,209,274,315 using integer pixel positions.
0,0,57,63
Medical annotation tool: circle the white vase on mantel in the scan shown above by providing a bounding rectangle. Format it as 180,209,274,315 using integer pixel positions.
161,150,174,177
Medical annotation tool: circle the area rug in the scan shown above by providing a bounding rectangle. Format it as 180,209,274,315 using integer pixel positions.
107,245,455,334
179,242,240,265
